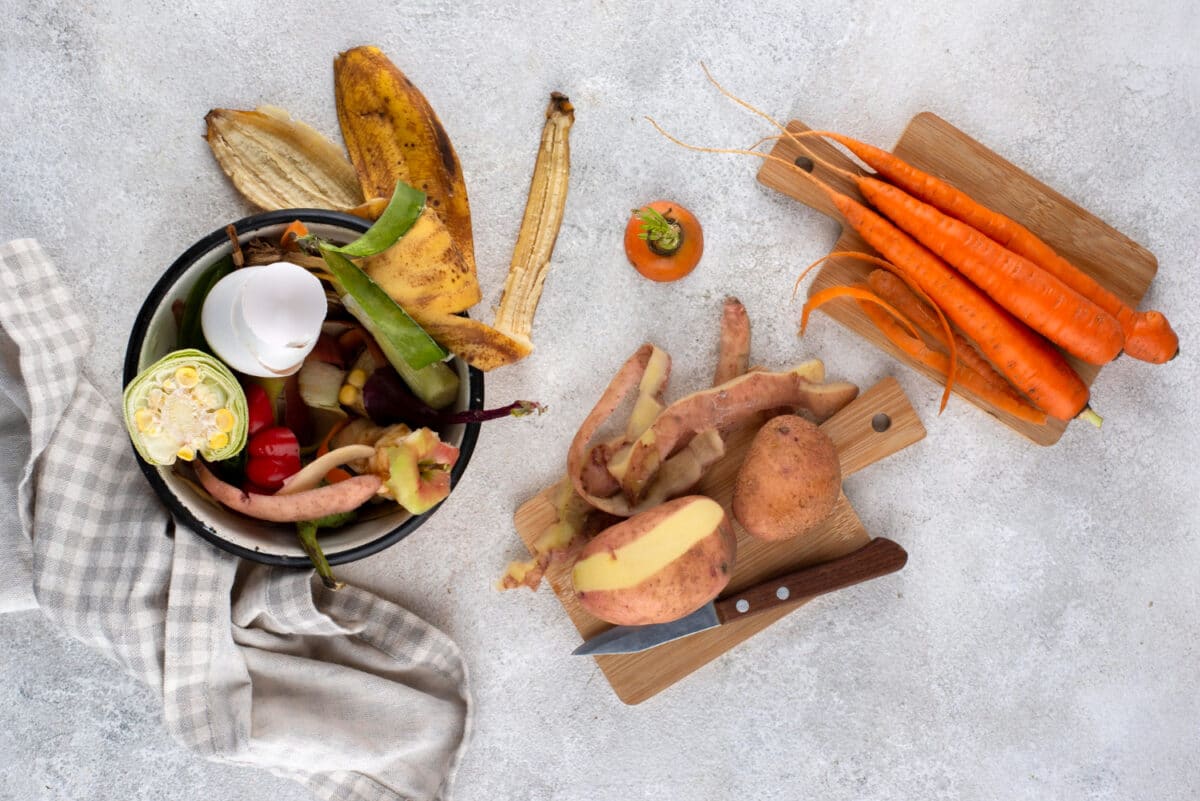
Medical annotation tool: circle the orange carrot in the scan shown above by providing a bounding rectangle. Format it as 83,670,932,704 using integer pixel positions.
852,176,1123,365
316,417,352,484
854,295,1048,425
280,220,310,251
812,178,1090,421
644,118,1095,424
795,250,959,406
812,131,1177,363
802,284,950,412
867,269,1008,390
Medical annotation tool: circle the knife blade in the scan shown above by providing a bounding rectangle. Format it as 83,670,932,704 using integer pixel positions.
572,537,907,656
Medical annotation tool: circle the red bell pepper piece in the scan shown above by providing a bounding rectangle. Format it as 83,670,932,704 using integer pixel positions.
244,383,276,437
244,426,301,491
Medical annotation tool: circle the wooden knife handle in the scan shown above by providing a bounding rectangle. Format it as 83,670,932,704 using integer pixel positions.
712,538,908,624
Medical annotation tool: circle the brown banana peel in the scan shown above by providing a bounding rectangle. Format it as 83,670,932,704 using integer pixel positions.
493,93,574,349
334,46,477,277
204,106,367,214
360,207,481,317
407,311,532,372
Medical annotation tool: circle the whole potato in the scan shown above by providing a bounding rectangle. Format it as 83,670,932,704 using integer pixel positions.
732,415,841,541
572,495,736,626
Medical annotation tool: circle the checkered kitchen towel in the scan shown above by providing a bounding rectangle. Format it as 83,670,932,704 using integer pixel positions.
0,239,470,801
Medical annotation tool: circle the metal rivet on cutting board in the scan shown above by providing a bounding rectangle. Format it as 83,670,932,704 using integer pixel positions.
776,587,790,601
794,155,814,172
735,599,750,613
872,413,892,432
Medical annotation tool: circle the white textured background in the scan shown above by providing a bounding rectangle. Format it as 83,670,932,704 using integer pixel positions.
2,1,1198,799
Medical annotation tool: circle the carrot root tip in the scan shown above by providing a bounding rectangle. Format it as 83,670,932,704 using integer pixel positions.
1078,406,1103,429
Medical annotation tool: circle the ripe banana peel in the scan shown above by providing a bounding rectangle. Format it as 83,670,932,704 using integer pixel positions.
203,46,546,373
361,208,481,316
204,106,369,214
407,312,533,372
493,93,574,347
361,211,529,371
334,46,477,278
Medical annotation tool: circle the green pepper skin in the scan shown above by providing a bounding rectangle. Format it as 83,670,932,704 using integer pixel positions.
296,511,357,590
322,181,426,258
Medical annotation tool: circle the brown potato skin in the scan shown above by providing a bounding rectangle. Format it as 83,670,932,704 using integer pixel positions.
573,496,737,626
732,415,841,542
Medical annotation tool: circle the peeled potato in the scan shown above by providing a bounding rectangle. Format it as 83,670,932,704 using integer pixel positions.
572,495,736,625
732,415,841,541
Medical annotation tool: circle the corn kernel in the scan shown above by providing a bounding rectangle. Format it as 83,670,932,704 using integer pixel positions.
175,366,200,388
213,408,235,433
207,432,229,451
338,384,359,406
176,446,196,461
134,408,155,432
346,369,368,389
162,379,176,392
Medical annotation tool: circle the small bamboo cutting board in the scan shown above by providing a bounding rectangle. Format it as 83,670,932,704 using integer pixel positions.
513,377,924,704
756,113,1159,445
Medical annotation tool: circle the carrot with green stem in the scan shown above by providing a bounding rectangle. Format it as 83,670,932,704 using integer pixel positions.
645,118,1098,425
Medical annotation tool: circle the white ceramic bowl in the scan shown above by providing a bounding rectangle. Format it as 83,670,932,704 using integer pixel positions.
123,209,484,566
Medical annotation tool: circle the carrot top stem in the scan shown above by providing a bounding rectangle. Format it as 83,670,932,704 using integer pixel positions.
634,206,684,256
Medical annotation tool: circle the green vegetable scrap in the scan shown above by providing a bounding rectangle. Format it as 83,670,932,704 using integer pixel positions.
321,180,426,258
123,349,248,465
178,255,235,352
307,180,460,409
297,510,357,590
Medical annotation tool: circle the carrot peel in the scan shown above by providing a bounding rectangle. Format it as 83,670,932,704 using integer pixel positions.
856,298,1048,424
802,284,952,412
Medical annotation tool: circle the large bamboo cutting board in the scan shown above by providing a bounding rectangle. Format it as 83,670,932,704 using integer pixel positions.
756,113,1159,445
514,377,924,704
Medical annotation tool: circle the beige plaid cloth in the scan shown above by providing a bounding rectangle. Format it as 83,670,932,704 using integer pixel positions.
0,239,471,801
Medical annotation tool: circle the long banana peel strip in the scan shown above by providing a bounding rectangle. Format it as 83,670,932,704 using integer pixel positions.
334,46,477,275
204,106,365,213
408,311,532,372
493,93,574,347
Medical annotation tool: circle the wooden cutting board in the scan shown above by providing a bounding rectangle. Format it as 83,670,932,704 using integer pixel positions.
756,113,1159,445
514,377,924,704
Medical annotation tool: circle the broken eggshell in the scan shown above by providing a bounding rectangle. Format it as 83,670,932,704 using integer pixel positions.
201,261,327,377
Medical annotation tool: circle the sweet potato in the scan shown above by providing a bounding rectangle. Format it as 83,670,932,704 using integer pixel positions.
572,495,736,625
193,461,382,523
619,364,857,502
732,415,840,541
713,297,750,385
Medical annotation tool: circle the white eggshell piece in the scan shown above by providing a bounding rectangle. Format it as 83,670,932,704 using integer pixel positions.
201,262,328,377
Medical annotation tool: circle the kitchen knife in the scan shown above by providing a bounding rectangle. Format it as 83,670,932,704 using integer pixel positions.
572,537,907,656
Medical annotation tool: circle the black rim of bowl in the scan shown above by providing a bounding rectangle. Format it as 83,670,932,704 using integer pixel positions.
122,208,485,567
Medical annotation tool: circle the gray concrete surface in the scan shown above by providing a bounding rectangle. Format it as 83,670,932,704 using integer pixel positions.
2,0,1198,799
